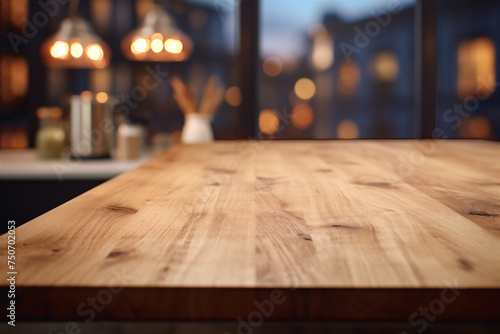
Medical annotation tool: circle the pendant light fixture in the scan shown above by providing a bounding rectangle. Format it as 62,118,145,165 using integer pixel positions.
40,0,111,69
121,3,193,62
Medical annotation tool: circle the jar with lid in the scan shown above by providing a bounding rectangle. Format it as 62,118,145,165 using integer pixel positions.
35,107,66,159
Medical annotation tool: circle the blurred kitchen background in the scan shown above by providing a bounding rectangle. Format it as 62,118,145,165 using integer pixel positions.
0,0,499,228
0,0,499,146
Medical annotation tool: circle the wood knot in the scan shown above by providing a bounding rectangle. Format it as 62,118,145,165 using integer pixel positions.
106,205,138,214
298,233,313,242
468,211,499,217
458,259,473,271
331,224,361,230
107,251,128,259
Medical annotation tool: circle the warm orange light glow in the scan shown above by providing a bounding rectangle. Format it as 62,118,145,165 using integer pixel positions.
291,104,314,130
311,40,334,71
308,24,334,71
294,78,316,100
225,86,242,107
96,92,109,103
338,61,361,97
372,52,399,82
263,57,283,77
87,44,104,61
50,41,69,58
259,109,280,135
459,116,492,138
0,129,28,149
6,56,28,98
151,39,164,53
151,33,164,53
121,6,191,62
458,37,496,99
81,91,93,100
337,120,359,139
165,39,183,54
70,42,83,58
131,38,150,54
9,0,28,29
0,56,28,105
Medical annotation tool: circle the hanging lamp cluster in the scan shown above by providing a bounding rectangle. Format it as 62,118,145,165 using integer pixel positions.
41,0,192,69
41,0,111,69
122,5,193,62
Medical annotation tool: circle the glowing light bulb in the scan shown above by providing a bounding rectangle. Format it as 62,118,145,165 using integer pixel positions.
70,42,83,58
151,39,164,53
165,39,183,54
50,41,69,58
87,45,103,61
131,38,149,54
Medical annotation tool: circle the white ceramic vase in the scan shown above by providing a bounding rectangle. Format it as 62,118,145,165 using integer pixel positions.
181,114,214,144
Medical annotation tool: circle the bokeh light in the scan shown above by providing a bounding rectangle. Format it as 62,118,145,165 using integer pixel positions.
337,61,361,97
291,104,314,129
372,52,399,82
70,42,83,58
96,92,109,104
337,120,359,139
225,86,242,107
259,109,280,135
50,41,69,58
263,57,283,77
131,38,150,54
309,24,333,71
87,45,104,61
458,37,496,99
165,39,183,54
459,116,491,138
80,91,93,100
151,33,164,53
294,78,316,100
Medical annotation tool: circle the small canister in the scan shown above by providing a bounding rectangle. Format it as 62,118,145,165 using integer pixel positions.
35,107,65,159
70,91,114,159
115,123,142,160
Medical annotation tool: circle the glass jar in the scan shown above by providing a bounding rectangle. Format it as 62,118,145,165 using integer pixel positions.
35,107,66,159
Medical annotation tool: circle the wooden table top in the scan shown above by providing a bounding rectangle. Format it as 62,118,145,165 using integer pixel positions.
2,140,499,321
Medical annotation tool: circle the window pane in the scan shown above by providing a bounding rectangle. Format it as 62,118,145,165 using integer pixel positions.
260,0,416,139
437,0,499,140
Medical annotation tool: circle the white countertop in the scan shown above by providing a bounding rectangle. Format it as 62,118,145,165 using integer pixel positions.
0,150,152,180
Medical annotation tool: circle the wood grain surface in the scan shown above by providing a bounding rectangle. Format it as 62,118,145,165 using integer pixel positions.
1,140,499,321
